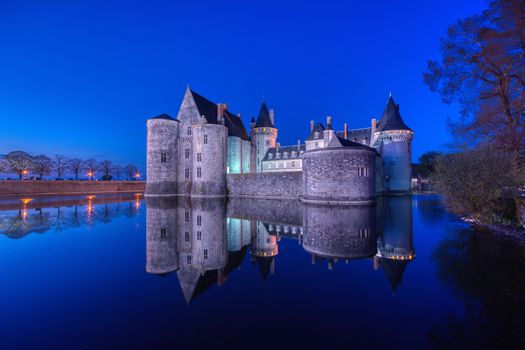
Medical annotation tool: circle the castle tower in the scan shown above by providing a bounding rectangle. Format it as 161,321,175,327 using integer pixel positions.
146,114,179,196
251,102,278,172
372,95,413,193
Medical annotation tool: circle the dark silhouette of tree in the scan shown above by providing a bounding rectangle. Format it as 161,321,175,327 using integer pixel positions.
99,160,113,181
123,164,137,180
68,158,84,180
413,151,442,178
31,155,52,179
113,164,122,180
424,0,525,163
85,158,98,180
53,155,68,179
5,151,32,180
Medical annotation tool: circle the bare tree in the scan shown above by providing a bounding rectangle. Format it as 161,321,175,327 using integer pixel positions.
424,0,525,164
113,164,122,180
68,158,84,180
53,155,68,180
31,155,52,179
99,160,113,181
123,164,137,181
5,151,32,180
85,159,98,180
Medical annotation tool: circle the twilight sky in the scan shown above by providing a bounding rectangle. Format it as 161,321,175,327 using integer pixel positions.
0,0,487,171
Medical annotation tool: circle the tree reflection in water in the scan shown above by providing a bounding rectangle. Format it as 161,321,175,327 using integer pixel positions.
430,228,525,348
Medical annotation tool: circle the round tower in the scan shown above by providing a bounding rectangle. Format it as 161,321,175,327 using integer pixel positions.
191,121,228,197
302,145,377,205
251,102,277,172
146,114,179,196
373,95,414,194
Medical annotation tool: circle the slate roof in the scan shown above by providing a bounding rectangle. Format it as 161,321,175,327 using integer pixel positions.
335,127,371,144
189,89,250,140
254,102,274,128
376,96,412,132
151,113,177,121
305,123,325,141
378,257,411,293
262,144,306,161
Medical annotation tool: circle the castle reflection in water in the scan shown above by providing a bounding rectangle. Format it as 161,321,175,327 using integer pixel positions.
146,196,415,303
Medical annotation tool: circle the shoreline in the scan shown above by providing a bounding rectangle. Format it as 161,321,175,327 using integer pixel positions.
463,217,525,247
0,180,145,196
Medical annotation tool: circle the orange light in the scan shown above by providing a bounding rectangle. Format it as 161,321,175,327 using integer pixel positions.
21,198,32,205
86,195,96,200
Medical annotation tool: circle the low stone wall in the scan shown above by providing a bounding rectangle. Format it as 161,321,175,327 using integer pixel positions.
226,172,303,199
0,180,145,196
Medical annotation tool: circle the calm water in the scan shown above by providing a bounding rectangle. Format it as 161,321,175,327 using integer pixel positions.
0,194,523,349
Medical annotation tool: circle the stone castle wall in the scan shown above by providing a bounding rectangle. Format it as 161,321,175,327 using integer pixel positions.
226,171,303,200
302,147,376,204
146,118,179,195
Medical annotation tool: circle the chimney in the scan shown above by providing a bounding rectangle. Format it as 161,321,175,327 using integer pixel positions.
250,117,255,129
371,118,377,133
310,120,315,132
344,123,348,139
326,115,332,130
297,139,301,149
269,109,275,126
217,103,227,124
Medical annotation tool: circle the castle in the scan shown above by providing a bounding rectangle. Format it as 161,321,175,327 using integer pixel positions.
146,86,413,203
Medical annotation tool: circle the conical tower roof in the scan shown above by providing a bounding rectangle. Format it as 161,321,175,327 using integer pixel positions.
254,102,274,128
176,267,202,305
378,257,411,293
376,95,412,132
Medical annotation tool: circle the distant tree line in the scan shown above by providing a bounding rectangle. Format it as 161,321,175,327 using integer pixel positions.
0,151,141,181
423,0,524,226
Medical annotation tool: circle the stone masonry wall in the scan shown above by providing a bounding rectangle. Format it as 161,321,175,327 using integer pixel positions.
0,180,145,196
226,171,303,200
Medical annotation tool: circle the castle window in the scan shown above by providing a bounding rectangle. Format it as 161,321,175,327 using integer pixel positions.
185,231,190,242
197,153,201,162
197,231,201,240
359,228,369,239
187,126,192,136
291,161,295,167
187,255,192,264
268,163,272,169
269,153,273,160
160,153,167,163
204,249,208,259
266,238,270,243
266,140,270,146
197,215,201,226
185,149,190,159
284,152,288,158
185,168,189,179
197,167,201,178
291,151,296,158
160,228,167,239
204,134,208,144
185,211,189,222
358,167,369,177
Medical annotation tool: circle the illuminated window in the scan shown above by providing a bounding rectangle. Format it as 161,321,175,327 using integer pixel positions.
160,228,167,239
160,153,167,163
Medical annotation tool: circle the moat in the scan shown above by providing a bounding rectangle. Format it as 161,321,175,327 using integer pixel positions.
0,194,523,349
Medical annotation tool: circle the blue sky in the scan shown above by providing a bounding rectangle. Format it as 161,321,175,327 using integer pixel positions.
0,0,487,171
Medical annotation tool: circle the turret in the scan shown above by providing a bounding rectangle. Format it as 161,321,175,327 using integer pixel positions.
373,95,413,193
251,102,278,172
146,113,179,196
